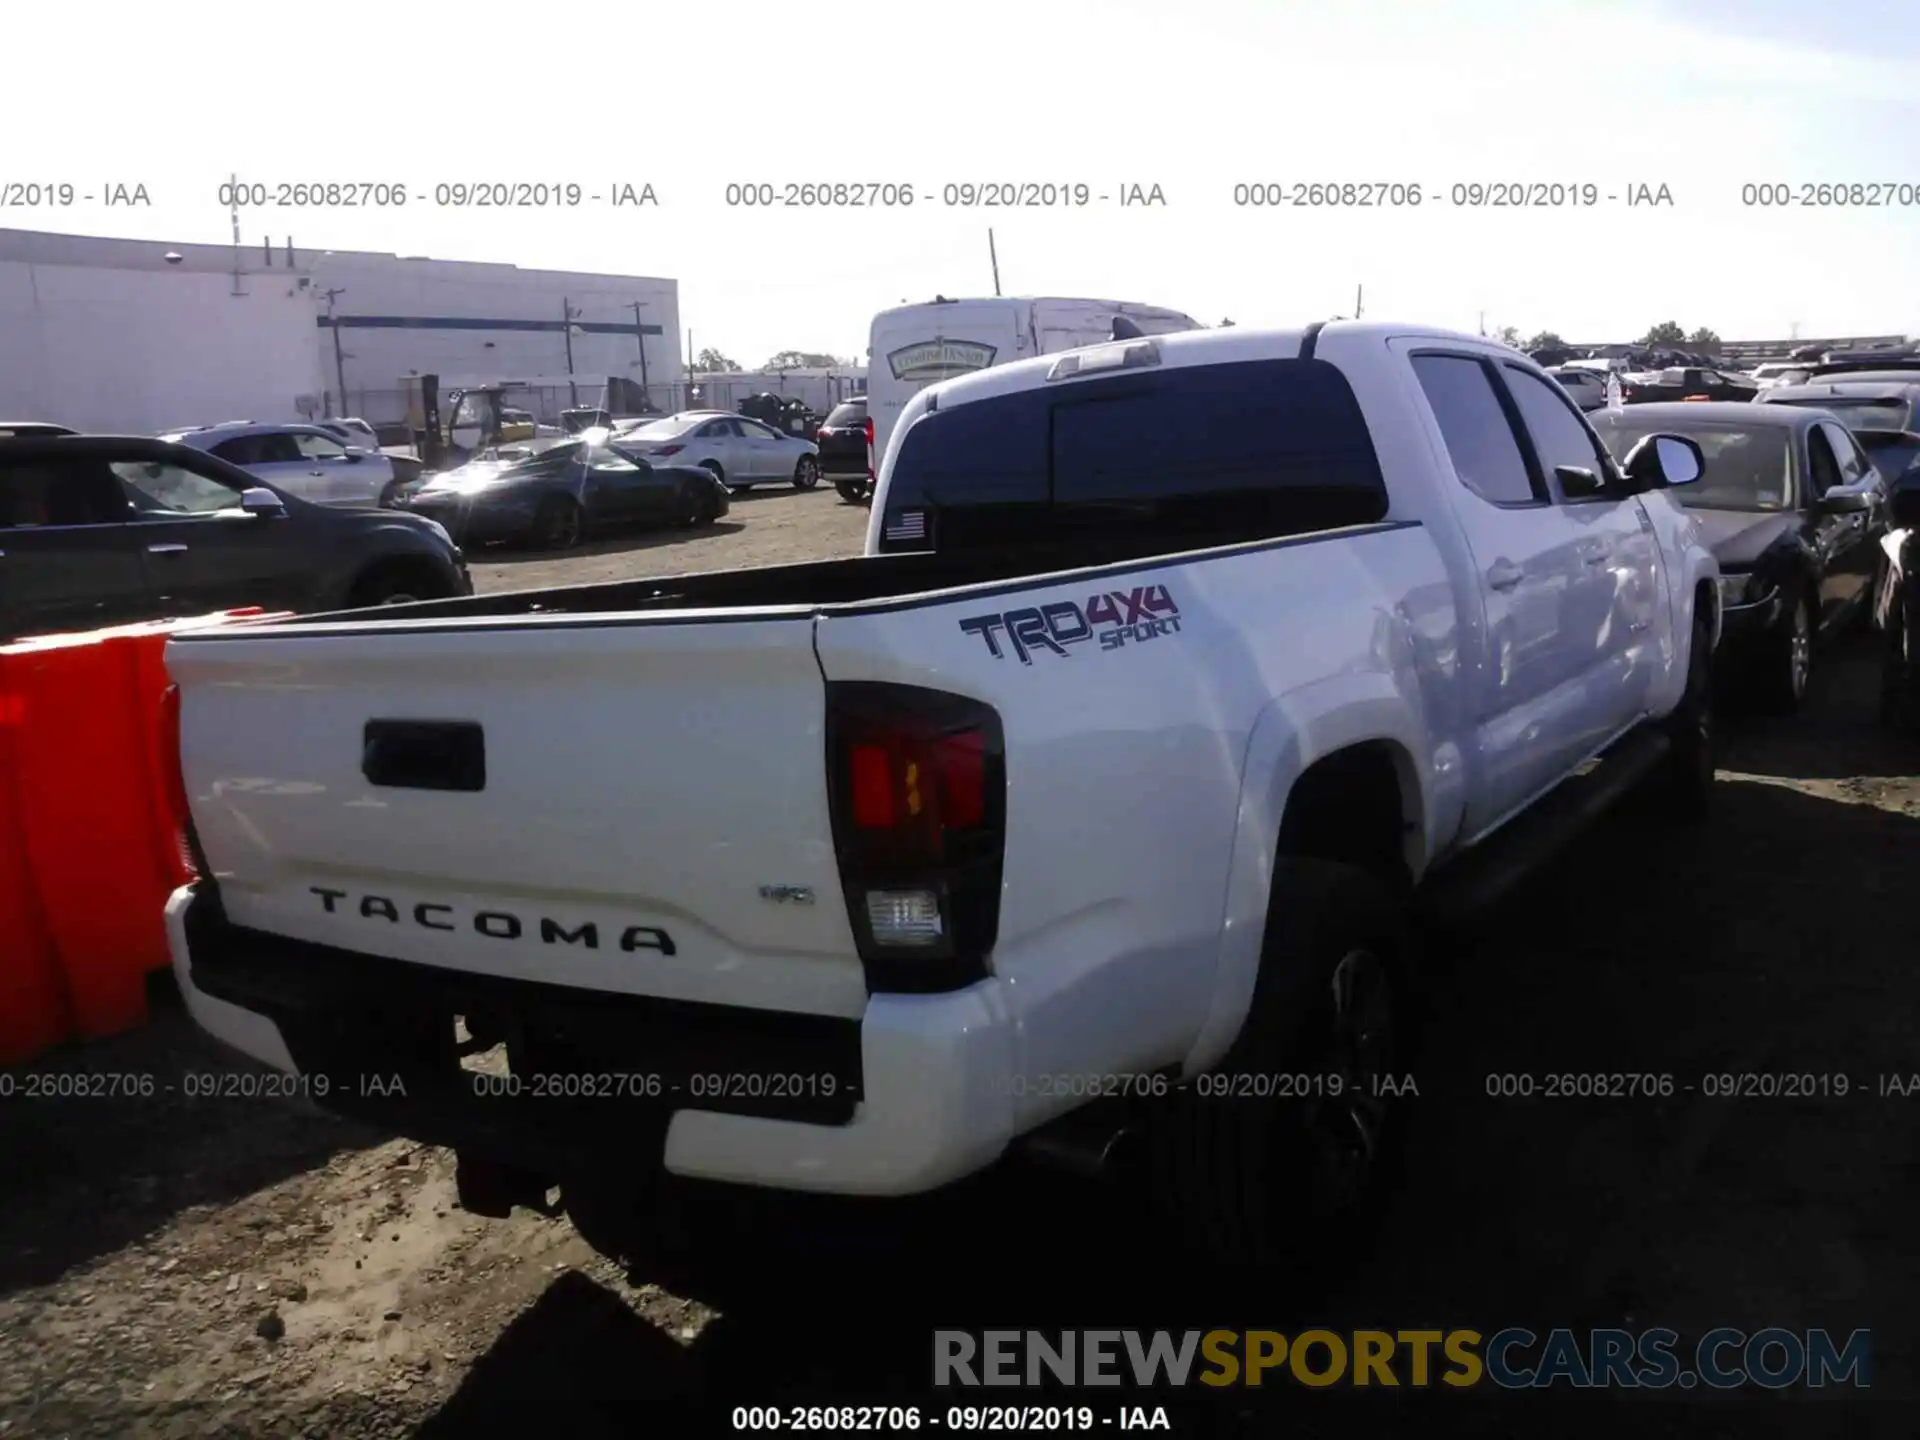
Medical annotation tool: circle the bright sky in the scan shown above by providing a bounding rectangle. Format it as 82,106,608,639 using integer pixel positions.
4,0,1916,366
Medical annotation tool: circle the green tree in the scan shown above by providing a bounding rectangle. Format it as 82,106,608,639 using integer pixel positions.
1493,325,1523,349
692,347,740,373
1640,321,1687,345
1686,327,1722,348
765,350,848,370
1525,331,1567,352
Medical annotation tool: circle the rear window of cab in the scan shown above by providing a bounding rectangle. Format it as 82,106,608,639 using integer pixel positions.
880,356,1387,553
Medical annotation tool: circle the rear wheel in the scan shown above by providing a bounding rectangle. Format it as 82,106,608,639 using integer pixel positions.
1146,858,1409,1273
791,456,820,490
534,495,583,550
835,478,873,505
684,485,720,528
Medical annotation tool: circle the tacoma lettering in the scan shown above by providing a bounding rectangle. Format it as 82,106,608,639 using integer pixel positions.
308,887,675,955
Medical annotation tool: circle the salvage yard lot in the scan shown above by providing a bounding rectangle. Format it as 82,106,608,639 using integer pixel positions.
2,499,1916,1436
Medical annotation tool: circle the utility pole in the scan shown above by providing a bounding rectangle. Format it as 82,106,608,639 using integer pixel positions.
321,287,349,417
988,229,1001,296
562,298,581,407
1355,284,1363,319
629,301,651,406
1478,310,1486,337
228,172,245,296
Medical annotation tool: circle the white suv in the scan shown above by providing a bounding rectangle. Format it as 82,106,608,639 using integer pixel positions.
161,421,415,507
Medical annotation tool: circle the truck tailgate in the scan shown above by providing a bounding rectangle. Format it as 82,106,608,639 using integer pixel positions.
166,615,867,1018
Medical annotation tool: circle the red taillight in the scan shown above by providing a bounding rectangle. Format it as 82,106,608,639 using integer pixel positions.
655,443,684,456
827,683,1003,990
864,417,876,479
850,743,895,827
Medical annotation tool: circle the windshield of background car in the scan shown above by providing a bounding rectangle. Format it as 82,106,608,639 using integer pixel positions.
824,401,867,427
1593,418,1792,512
1771,395,1914,433
497,442,585,475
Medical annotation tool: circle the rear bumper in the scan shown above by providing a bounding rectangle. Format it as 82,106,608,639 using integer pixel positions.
166,884,1018,1195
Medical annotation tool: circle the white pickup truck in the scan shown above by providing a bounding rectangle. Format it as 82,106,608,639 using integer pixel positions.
161,321,1719,1270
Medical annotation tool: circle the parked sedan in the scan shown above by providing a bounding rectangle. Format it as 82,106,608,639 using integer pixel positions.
1761,379,1920,489
1593,402,1886,712
608,411,821,492
397,439,730,549
0,431,470,641
1546,367,1610,411
163,421,420,508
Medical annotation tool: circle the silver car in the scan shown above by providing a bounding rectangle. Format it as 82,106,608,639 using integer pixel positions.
610,410,820,492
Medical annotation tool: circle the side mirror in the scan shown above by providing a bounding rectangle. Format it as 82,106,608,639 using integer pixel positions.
342,447,366,463
1818,483,1874,514
1623,433,1704,489
238,486,287,518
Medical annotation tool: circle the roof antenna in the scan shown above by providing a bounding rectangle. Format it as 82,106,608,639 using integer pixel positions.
1111,315,1147,341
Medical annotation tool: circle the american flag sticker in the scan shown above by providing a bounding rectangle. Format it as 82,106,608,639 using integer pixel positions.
884,509,929,543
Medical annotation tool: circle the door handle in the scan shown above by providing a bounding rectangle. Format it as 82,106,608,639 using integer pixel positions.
1486,560,1524,591
147,543,189,554
310,469,327,477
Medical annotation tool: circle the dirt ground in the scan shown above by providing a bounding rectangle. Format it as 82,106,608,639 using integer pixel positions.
464,484,871,595
2,523,1916,1435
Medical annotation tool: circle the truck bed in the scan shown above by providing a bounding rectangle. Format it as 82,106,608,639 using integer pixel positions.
184,511,1381,635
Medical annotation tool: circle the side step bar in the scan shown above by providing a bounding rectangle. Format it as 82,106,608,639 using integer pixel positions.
1417,725,1672,929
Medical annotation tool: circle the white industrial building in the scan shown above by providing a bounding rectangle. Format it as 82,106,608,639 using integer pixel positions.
0,228,681,436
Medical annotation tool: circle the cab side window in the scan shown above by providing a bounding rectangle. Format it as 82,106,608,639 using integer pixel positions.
1501,365,1614,501
0,461,133,527
1819,422,1869,487
1411,354,1540,505
1805,425,1845,497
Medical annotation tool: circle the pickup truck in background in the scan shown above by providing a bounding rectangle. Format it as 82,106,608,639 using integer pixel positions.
160,321,1718,1272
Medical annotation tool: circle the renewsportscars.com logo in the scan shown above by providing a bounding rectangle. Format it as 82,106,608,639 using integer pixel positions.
958,584,1182,665
933,1327,1872,1390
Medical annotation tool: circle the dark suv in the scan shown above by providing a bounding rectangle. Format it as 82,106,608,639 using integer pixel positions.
815,397,872,503
0,432,472,643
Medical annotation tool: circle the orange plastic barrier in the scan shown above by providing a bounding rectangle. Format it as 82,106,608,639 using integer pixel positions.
0,662,70,1064
0,608,283,1057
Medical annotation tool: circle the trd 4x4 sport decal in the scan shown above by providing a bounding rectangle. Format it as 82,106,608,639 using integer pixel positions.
958,584,1181,664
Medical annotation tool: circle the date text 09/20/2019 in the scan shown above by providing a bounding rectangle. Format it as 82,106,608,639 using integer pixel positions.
731,1405,1172,1431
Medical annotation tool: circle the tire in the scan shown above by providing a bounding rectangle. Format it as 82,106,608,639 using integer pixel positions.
835,478,873,505
1653,612,1715,821
1753,590,1813,714
1146,857,1410,1273
791,456,820,490
534,495,583,550
700,460,727,491
348,566,443,608
376,480,401,509
683,485,719,528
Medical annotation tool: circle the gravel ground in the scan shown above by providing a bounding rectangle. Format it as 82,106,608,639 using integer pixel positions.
2,542,1915,1436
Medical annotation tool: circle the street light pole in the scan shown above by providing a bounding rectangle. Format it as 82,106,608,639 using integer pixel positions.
630,300,651,406
322,287,349,416
562,298,580,407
